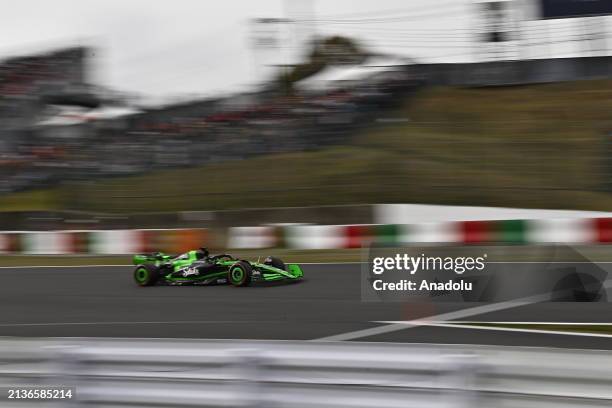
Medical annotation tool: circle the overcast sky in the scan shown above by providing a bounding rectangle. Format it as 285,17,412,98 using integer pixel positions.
0,0,610,104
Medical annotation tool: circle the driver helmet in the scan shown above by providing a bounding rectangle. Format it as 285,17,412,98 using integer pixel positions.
195,247,209,260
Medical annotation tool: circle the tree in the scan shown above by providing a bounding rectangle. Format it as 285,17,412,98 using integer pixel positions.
278,36,367,94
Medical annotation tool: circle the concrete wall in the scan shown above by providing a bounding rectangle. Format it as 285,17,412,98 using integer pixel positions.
411,56,612,87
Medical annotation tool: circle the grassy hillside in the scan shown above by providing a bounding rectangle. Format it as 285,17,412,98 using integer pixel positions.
3,79,612,213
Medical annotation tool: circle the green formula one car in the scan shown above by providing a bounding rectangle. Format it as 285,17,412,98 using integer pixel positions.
132,247,303,287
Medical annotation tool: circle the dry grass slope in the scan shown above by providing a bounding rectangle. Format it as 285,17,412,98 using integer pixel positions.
2,79,611,213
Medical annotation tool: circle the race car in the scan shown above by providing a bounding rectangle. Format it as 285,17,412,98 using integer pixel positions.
132,247,303,287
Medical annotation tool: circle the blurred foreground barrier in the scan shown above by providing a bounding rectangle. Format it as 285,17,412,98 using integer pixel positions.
0,338,611,407
1,217,612,254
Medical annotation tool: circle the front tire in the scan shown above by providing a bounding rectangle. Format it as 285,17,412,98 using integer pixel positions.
229,261,252,287
134,264,160,287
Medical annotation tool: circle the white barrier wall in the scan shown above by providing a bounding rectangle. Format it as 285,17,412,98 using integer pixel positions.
0,338,610,408
21,231,72,255
227,226,276,249
375,204,612,224
90,230,144,255
526,218,596,243
284,225,347,250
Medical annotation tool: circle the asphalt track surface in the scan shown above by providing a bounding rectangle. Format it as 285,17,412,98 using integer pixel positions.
1,264,612,349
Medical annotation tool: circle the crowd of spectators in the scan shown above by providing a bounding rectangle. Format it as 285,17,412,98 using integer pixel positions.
0,48,89,193
0,51,421,194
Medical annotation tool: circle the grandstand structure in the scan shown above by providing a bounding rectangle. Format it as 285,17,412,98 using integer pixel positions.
0,47,103,192
0,42,421,195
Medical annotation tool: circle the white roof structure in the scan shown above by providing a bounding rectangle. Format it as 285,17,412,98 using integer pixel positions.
35,106,141,127
295,56,410,93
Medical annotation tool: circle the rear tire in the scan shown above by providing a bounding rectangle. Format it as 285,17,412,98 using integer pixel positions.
134,264,160,287
264,256,286,271
229,261,252,287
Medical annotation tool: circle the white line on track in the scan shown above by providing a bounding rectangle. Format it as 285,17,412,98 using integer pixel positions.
313,292,552,342
0,320,269,327
487,261,612,264
0,262,362,269
314,279,612,342
372,321,612,339
0,265,129,269
438,321,612,325
5,260,612,269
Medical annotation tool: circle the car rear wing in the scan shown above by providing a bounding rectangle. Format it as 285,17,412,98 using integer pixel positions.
133,253,174,265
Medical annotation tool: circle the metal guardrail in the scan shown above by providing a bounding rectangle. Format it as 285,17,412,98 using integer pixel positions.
0,338,611,407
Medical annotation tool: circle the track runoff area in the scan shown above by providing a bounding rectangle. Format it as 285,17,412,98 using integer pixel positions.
1,243,612,349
